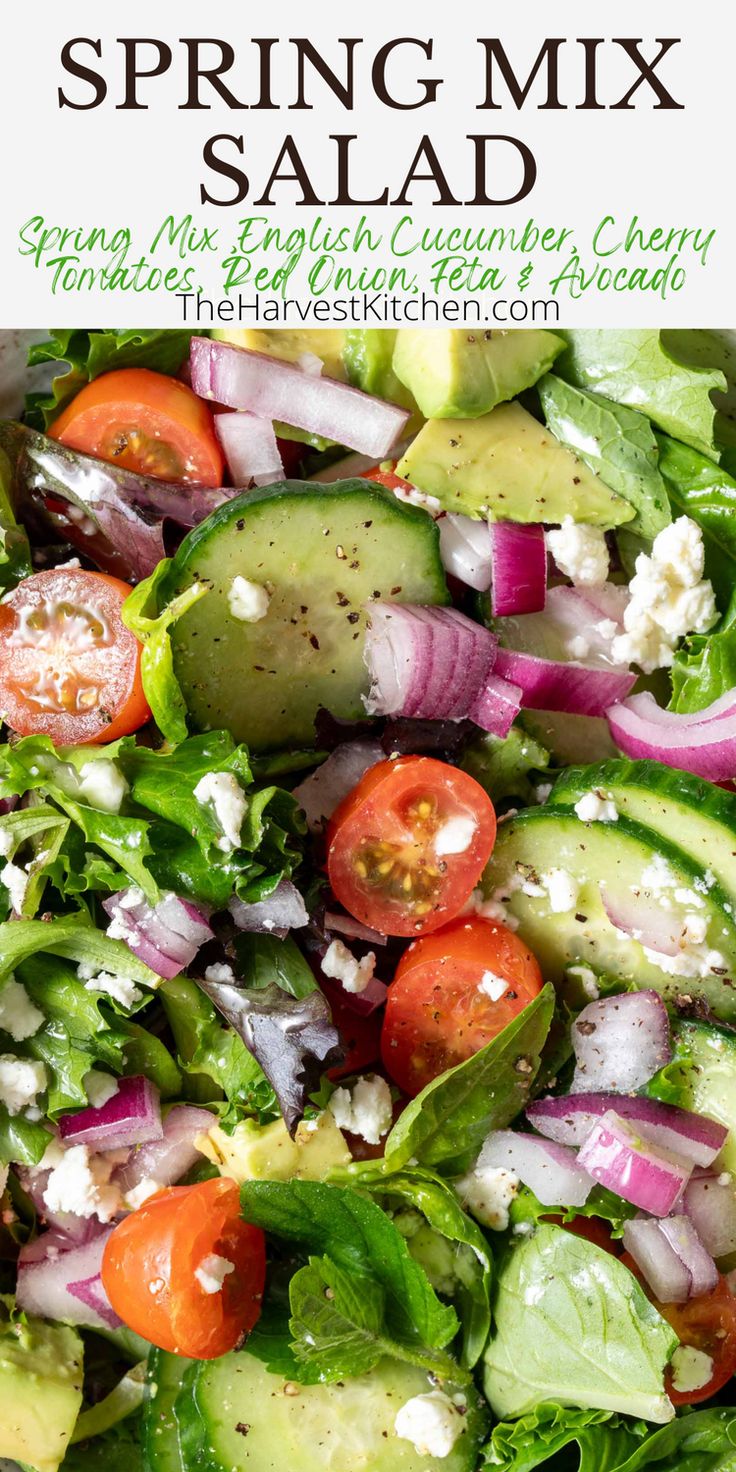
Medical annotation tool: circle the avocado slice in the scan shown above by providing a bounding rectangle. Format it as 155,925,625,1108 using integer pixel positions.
397,403,635,525
392,327,564,419
0,1312,83,1472
198,1113,351,1183
483,806,736,1017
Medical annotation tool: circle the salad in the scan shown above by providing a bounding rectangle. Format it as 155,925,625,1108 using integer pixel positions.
0,324,736,1472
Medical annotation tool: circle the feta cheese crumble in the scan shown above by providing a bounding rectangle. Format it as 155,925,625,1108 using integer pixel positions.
43,1143,122,1222
574,790,619,823
455,1165,519,1230
434,815,476,857
0,978,43,1042
321,938,376,994
82,971,143,1009
204,962,236,985
546,518,609,587
194,1253,235,1294
0,1055,47,1116
125,1177,163,1211
478,971,508,1001
78,759,129,814
611,516,717,673
328,1074,392,1145
83,1070,120,1110
394,1390,465,1458
1,861,28,914
227,576,271,623
193,770,247,852
539,868,579,914
670,1344,714,1394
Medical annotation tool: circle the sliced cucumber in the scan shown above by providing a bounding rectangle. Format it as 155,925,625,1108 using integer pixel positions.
648,1019,736,1175
553,760,736,902
177,1352,486,1472
143,1350,192,1472
483,807,736,1017
161,480,447,751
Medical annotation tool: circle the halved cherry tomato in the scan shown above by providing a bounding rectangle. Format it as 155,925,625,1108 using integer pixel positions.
361,465,413,495
0,568,150,744
621,1255,736,1405
101,1177,266,1359
48,369,225,486
381,915,543,1095
327,756,496,938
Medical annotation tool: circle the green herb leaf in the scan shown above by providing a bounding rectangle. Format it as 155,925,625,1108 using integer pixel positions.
121,562,209,745
657,433,736,609
482,1402,643,1472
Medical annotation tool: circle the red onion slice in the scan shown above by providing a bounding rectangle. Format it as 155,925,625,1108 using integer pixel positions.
17,1228,116,1331
59,1076,162,1152
330,973,389,1016
114,1104,213,1196
658,1214,719,1297
528,1093,727,1166
478,1129,592,1207
490,523,547,617
683,1173,736,1258
570,991,672,1094
216,411,285,488
622,1218,693,1302
103,890,213,981
67,1272,122,1330
438,514,493,592
229,879,308,938
324,912,388,947
292,741,384,832
190,338,410,459
607,692,736,781
578,1110,692,1215
468,672,523,739
600,886,686,957
363,603,497,721
494,647,635,718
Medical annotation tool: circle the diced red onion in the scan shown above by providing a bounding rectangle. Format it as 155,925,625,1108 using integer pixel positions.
622,1217,693,1302
607,692,736,782
600,886,685,957
478,1129,592,1207
324,912,387,947
578,1110,692,1215
292,741,384,832
215,411,285,488
0,795,17,816
468,672,523,738
229,879,308,938
570,991,672,1094
58,1075,163,1152
329,972,389,1017
113,1104,213,1196
363,603,497,721
490,523,547,617
103,889,213,981
18,1220,102,1263
190,338,410,459
683,1172,736,1258
528,1093,727,1167
438,514,493,592
494,647,635,718
17,1227,117,1331
659,1214,719,1296
542,585,628,660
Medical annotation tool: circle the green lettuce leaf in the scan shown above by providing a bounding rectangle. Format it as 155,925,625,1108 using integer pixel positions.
538,375,671,539
160,975,276,1117
383,986,555,1174
483,1402,643,1472
483,1224,677,1425
616,1408,736,1472
0,916,159,994
670,595,736,713
24,329,193,431
0,1109,52,1166
557,331,726,461
461,727,550,808
121,562,208,745
657,434,736,608
0,445,31,591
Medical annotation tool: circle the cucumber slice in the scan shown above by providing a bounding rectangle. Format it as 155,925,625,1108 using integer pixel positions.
143,1350,192,1472
647,1019,736,1175
162,480,447,751
553,760,736,901
176,1352,486,1472
483,807,736,1017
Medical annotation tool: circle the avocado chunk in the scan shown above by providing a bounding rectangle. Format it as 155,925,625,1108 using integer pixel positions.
397,403,635,526
483,806,736,1017
393,328,564,418
343,329,418,415
198,1113,351,1183
212,328,347,381
0,1311,83,1472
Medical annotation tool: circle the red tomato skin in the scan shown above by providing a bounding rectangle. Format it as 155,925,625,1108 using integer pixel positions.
381,915,542,1096
327,756,497,939
321,978,383,1081
0,568,150,744
101,1178,266,1359
49,368,225,487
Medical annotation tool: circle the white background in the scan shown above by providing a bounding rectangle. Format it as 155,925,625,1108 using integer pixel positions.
1,0,733,326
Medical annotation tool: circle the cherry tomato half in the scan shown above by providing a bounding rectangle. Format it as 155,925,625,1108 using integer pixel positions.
49,369,225,486
381,915,543,1095
361,466,413,494
327,756,496,939
621,1254,736,1406
0,568,150,744
101,1177,266,1359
